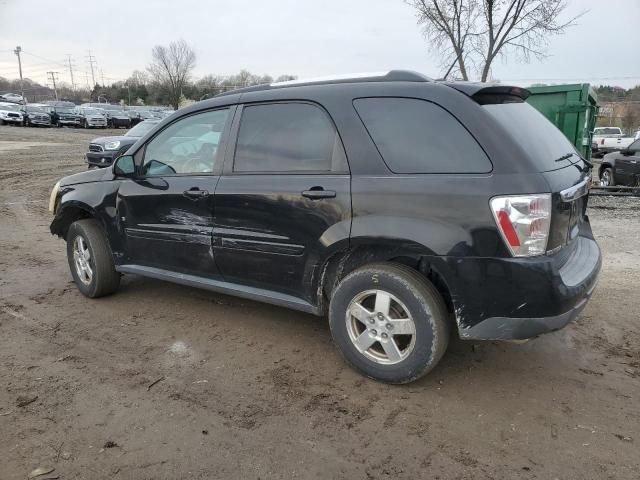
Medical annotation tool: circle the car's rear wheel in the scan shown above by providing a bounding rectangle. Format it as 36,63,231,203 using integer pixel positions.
600,167,615,187
329,262,450,384
66,219,120,298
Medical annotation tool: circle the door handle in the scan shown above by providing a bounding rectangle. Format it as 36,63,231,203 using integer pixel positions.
301,188,336,199
183,189,209,200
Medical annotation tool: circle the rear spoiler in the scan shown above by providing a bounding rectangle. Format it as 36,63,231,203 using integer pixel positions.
442,82,530,104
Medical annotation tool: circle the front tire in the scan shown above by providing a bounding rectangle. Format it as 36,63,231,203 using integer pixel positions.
600,167,615,187
329,262,450,384
66,219,120,298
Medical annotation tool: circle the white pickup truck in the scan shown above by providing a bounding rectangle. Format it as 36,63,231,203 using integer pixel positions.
592,127,637,157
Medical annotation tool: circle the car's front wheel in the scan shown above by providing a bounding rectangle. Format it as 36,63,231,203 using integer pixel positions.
66,219,120,298
329,262,450,384
600,167,615,187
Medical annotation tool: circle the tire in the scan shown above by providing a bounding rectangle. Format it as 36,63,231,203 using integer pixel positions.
329,262,450,384
600,167,615,187
66,219,120,298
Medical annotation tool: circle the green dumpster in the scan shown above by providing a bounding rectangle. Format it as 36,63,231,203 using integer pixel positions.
526,84,599,161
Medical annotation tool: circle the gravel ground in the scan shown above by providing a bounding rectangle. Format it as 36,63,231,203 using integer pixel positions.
1,125,639,480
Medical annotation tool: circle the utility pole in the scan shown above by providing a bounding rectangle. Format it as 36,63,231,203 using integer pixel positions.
47,71,59,100
66,54,76,90
14,46,24,101
86,51,97,88
100,68,105,87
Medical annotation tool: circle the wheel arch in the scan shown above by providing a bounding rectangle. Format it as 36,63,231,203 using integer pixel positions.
50,201,100,240
317,242,459,330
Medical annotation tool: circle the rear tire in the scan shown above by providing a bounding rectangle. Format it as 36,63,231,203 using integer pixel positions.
66,219,120,298
329,262,450,384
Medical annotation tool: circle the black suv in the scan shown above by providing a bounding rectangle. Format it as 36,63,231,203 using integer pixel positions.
49,71,601,383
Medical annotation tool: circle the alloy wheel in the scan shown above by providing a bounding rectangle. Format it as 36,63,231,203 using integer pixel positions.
72,235,93,285
345,289,417,365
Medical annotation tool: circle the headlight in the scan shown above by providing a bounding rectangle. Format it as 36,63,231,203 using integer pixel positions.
48,181,60,213
104,140,121,150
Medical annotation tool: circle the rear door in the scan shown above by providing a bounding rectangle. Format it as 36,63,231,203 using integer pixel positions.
213,101,351,302
117,107,233,277
482,101,591,249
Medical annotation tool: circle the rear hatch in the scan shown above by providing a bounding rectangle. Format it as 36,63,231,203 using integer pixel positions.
473,88,591,251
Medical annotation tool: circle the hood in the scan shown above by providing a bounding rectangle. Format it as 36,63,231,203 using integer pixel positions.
60,165,114,187
90,135,136,145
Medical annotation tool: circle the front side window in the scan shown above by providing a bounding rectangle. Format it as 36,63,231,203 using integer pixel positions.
354,97,491,174
142,108,229,176
234,103,337,173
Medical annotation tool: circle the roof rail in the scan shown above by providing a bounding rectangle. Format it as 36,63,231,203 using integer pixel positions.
216,70,432,97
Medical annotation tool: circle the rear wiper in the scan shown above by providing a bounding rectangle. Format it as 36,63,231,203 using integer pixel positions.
554,151,593,173
554,152,574,163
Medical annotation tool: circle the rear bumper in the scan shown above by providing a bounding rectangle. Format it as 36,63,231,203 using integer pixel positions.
86,151,118,167
445,221,601,340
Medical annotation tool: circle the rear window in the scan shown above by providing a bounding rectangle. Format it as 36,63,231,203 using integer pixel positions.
483,102,578,171
353,97,491,174
594,127,621,135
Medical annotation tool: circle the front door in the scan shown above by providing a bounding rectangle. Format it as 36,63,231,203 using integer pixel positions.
213,102,351,302
616,139,640,186
117,107,233,278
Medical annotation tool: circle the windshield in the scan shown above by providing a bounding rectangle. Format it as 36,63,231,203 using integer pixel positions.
84,108,103,115
126,121,159,137
0,104,19,111
57,108,75,114
484,102,579,171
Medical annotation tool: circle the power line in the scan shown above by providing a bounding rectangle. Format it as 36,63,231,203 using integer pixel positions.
66,54,76,90
47,71,59,100
86,51,97,87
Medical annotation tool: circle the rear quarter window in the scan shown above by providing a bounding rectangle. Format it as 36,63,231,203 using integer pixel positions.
353,97,491,174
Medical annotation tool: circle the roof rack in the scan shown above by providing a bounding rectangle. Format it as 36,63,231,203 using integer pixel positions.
216,70,432,97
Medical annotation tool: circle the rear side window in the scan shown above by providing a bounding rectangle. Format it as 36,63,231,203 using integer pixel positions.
234,103,337,172
353,97,491,174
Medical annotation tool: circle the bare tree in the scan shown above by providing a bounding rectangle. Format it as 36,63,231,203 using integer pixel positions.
147,39,196,108
407,0,583,81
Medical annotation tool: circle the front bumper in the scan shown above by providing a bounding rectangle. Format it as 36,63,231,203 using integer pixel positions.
86,120,107,127
86,151,118,167
447,221,601,340
29,119,51,126
1,117,23,124
59,119,81,126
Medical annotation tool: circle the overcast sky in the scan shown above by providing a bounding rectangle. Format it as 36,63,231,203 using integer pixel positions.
0,0,638,89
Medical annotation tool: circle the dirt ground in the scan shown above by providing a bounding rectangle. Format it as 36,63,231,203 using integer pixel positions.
1,125,639,480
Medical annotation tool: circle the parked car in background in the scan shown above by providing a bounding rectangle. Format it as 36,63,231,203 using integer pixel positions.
0,92,25,104
48,71,601,383
74,107,107,128
0,103,24,125
592,127,635,157
105,109,132,129
48,106,83,128
20,105,51,127
85,120,160,168
599,138,640,187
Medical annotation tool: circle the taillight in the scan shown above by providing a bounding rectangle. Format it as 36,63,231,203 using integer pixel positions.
600,139,604,145
490,194,551,257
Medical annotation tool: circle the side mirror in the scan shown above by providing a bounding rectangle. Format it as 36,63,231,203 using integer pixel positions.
113,155,136,177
